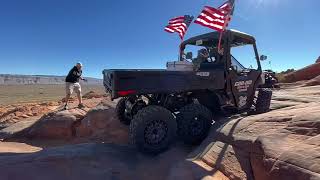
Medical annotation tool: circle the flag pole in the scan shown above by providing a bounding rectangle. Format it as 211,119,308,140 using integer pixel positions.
217,31,224,54
179,15,194,61
179,40,183,61
217,0,235,54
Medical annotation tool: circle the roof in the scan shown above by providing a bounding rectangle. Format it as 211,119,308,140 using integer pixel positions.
181,29,256,48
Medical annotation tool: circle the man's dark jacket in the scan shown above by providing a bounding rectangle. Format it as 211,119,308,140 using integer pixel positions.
65,66,82,83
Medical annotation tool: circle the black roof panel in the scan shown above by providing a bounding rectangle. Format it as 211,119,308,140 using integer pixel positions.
181,29,256,48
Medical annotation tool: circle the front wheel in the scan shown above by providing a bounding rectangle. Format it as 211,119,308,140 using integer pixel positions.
177,103,213,145
129,106,177,154
255,88,272,113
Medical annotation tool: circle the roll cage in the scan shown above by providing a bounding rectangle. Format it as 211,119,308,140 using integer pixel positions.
180,29,262,71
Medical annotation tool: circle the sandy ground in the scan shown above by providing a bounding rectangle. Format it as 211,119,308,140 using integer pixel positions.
0,84,105,106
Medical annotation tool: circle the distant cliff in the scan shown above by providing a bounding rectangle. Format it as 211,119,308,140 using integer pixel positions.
283,61,320,83
0,74,102,85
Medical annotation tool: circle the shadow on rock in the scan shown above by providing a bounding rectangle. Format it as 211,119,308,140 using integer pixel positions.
0,142,193,180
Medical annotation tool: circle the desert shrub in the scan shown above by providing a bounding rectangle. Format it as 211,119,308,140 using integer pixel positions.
275,69,295,83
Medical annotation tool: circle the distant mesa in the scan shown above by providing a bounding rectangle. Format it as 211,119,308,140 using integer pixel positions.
316,56,320,63
0,74,102,85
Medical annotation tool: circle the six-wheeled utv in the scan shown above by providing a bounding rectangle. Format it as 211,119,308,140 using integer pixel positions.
103,29,272,154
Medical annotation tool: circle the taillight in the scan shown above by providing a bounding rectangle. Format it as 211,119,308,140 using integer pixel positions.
117,90,136,96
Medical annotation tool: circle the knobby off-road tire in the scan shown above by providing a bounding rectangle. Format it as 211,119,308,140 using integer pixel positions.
255,88,272,113
177,103,213,145
115,97,131,125
197,93,221,113
129,105,177,154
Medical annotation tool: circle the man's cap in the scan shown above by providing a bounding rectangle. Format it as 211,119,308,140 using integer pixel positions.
76,62,83,66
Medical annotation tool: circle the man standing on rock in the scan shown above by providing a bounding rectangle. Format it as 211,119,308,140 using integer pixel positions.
64,62,87,110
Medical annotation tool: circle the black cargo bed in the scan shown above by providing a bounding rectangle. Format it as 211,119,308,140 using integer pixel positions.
103,69,224,99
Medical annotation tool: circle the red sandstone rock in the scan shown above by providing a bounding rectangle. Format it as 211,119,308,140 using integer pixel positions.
27,110,80,139
1,86,319,180
283,62,320,83
304,75,320,87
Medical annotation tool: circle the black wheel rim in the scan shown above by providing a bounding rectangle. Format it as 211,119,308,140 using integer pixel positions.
190,115,205,136
144,120,168,145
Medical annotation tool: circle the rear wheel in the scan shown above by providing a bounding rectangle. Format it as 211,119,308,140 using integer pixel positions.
197,93,221,113
129,106,177,154
177,103,213,145
255,88,272,113
115,98,131,125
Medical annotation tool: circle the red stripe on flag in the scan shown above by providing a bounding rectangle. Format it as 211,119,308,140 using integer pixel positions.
165,27,175,33
194,20,223,32
164,15,193,40
204,6,226,16
200,11,226,25
169,16,184,22
194,3,233,32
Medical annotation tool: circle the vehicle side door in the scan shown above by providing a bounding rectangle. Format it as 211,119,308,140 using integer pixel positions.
228,46,261,111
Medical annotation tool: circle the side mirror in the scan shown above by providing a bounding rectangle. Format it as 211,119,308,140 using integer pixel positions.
186,52,193,60
260,55,268,61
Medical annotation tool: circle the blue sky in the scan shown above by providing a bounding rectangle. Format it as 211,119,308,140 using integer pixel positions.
0,0,319,78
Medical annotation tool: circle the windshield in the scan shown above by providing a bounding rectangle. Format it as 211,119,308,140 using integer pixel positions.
182,44,219,63
231,55,246,73
231,44,258,70
180,36,259,72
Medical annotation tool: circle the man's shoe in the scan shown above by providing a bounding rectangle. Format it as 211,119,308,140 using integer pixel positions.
78,103,86,109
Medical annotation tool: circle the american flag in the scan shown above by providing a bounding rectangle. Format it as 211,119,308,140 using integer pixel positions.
165,15,194,40
194,0,235,32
